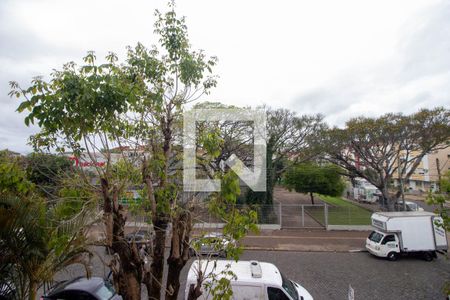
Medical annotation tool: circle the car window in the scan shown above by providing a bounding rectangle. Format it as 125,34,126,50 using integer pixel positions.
53,291,96,300
268,287,291,300
381,235,395,245
281,273,298,300
95,283,115,300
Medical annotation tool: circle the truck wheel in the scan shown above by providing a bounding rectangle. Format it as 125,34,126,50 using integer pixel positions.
423,251,433,262
387,252,398,261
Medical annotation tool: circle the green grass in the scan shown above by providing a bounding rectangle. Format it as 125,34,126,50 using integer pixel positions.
306,195,372,225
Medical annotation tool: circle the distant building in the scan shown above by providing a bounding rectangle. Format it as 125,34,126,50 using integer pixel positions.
393,147,449,192
1,149,22,158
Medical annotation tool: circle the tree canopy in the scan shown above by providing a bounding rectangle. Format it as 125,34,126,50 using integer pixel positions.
283,163,345,204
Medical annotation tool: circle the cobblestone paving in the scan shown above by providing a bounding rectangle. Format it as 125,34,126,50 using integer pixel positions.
240,250,450,300
46,248,450,300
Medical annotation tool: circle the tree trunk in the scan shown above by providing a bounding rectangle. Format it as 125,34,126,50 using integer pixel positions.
101,177,142,300
309,192,315,204
146,218,167,299
187,269,203,300
166,211,192,300
381,186,393,211
166,259,184,300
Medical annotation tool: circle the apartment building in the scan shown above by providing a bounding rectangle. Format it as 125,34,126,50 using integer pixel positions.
394,147,449,192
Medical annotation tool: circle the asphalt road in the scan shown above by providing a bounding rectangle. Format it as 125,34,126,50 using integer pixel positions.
49,247,450,300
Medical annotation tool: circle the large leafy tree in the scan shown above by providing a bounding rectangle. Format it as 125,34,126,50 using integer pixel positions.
25,153,73,198
283,163,345,204
261,108,324,205
11,46,144,298
323,108,450,210
11,4,256,300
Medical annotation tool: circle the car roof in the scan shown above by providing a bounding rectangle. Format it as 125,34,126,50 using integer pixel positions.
48,277,104,295
187,260,282,286
204,232,223,238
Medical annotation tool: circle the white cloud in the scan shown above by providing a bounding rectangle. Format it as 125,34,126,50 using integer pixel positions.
0,0,449,152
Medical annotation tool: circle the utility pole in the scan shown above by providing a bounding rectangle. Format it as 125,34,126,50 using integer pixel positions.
436,158,441,192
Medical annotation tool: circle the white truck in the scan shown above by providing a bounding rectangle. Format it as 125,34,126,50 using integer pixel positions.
185,260,313,300
366,211,448,261
352,179,380,203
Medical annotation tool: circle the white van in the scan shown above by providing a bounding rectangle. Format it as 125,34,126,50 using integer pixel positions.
185,260,313,300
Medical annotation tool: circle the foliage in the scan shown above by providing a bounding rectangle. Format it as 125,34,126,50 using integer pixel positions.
25,153,73,197
426,171,450,232
322,108,450,209
265,108,325,204
283,163,345,203
0,155,92,300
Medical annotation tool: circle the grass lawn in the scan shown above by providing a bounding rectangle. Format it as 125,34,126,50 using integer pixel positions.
306,195,372,225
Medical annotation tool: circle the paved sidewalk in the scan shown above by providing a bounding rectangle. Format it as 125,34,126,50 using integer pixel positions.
242,229,370,252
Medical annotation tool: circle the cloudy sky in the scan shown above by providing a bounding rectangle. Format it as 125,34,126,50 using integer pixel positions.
1,0,449,153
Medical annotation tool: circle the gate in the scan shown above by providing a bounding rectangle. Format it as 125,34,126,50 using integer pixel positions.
278,203,328,229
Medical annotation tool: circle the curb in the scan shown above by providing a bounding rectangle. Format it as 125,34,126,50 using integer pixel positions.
243,246,368,253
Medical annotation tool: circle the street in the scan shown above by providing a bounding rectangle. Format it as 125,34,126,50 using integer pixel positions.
50,247,450,300
238,250,450,300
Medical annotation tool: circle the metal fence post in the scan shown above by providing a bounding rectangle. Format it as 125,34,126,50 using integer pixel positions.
348,206,351,225
301,205,305,227
279,202,282,227
324,203,328,228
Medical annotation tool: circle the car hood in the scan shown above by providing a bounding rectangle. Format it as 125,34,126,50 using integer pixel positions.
293,281,313,300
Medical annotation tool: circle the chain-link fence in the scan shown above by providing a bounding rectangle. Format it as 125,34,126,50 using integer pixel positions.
326,206,372,226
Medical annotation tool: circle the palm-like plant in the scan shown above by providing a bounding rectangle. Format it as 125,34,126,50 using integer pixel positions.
0,155,95,300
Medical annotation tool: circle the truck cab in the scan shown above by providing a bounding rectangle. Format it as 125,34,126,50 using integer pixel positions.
366,230,400,260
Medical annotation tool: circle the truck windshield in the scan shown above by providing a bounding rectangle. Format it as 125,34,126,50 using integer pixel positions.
281,273,298,300
368,231,384,243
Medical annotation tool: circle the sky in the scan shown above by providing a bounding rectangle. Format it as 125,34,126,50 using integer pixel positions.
1,0,449,153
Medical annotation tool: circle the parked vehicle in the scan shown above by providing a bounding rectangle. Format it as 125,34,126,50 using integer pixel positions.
352,179,380,203
125,229,153,247
189,232,236,257
366,211,448,261
393,201,424,212
185,260,313,300
41,276,122,300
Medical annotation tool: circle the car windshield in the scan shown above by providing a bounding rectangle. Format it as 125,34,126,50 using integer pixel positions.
368,231,384,243
95,282,115,300
281,273,298,300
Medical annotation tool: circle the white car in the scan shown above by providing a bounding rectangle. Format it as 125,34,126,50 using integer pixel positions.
185,260,313,300
189,232,236,257
394,201,424,212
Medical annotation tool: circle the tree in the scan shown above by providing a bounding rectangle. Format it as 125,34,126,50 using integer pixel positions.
11,47,144,299
283,163,345,204
426,170,450,297
426,170,450,231
263,109,325,205
25,153,73,198
322,108,450,210
11,3,256,300
0,152,93,300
